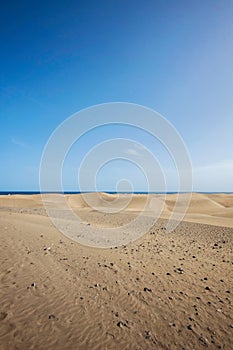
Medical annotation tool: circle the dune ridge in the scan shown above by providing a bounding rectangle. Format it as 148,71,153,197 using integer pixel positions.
1,192,233,228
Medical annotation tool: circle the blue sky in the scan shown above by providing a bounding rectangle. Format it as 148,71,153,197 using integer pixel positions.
1,0,233,191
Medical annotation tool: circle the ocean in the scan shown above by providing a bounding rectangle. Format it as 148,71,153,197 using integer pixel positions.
0,191,232,195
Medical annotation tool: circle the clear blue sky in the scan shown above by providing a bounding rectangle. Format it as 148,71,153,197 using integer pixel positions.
1,0,233,191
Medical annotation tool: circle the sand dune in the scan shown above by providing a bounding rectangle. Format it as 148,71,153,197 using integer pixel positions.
1,192,233,227
162,193,233,228
0,194,43,208
0,193,232,349
68,192,233,229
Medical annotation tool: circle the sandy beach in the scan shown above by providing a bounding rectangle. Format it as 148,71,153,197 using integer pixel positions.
0,193,232,349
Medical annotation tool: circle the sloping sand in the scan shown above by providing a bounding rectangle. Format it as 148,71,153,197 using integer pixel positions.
0,193,232,349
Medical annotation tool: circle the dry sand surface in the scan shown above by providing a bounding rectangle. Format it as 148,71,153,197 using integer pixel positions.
0,193,232,349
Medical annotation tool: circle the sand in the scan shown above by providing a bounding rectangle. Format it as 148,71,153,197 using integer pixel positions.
0,193,232,349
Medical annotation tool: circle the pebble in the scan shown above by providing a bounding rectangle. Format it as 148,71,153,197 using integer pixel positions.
187,325,193,330
48,314,55,320
199,336,209,346
176,267,184,274
144,287,152,292
145,330,151,339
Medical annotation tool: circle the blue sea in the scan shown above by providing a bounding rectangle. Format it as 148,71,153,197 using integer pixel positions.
0,191,232,195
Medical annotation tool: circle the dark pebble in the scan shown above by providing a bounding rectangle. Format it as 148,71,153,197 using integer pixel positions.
145,330,151,339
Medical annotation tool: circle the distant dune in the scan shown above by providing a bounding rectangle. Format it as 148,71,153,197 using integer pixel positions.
1,192,233,227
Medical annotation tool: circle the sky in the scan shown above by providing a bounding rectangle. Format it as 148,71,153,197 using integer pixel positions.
1,0,233,192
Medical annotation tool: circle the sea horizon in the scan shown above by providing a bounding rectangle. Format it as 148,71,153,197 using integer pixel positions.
0,191,232,195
